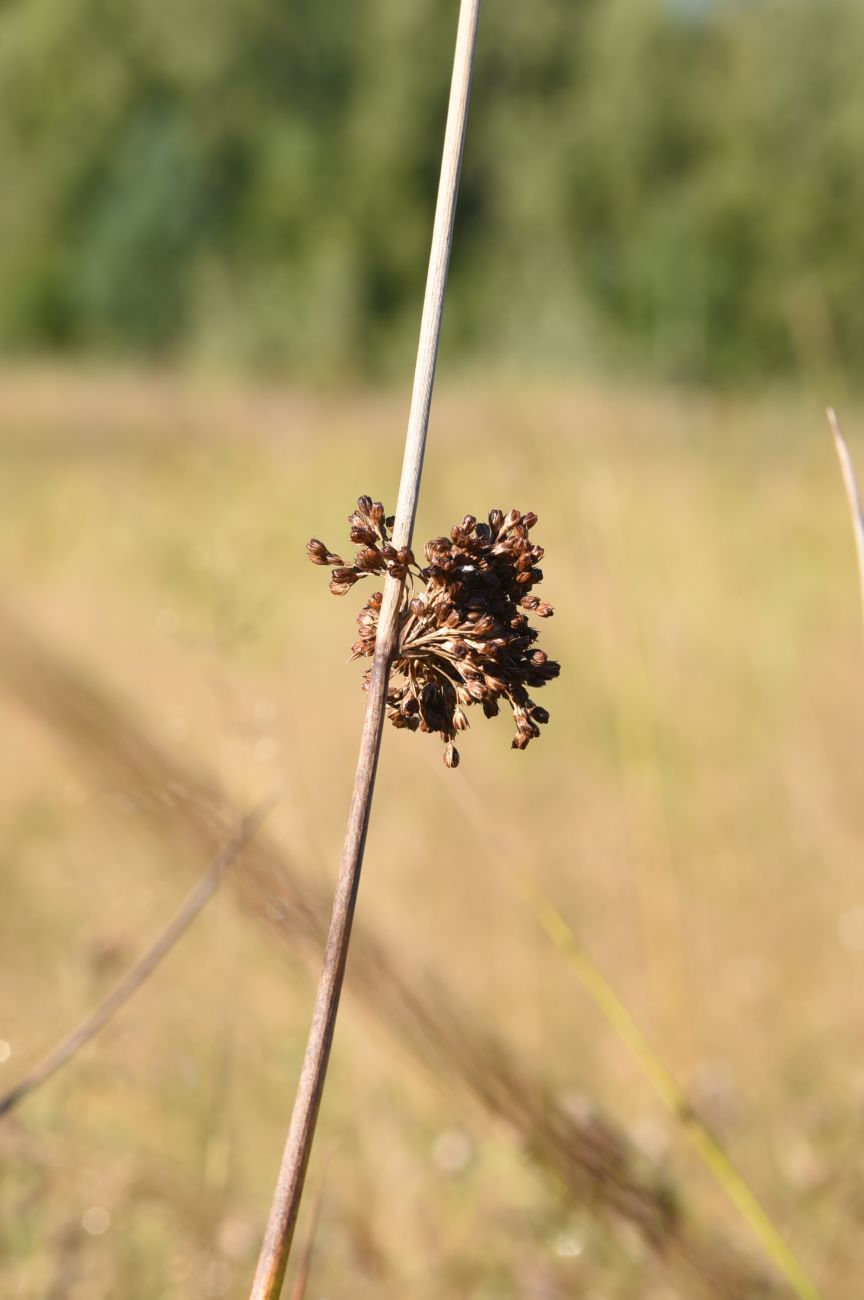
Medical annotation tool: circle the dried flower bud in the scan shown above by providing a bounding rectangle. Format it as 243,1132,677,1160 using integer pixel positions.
310,498,559,765
355,547,383,572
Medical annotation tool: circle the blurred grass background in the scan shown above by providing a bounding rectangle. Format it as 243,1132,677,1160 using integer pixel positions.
1,371,863,1298
2,0,864,1296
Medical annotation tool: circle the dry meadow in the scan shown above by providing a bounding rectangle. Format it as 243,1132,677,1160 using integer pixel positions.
0,368,862,1299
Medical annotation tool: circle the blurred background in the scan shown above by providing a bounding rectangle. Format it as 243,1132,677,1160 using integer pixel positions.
2,1,864,1297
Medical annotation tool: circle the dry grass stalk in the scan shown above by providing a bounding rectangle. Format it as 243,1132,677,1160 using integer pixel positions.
828,407,864,635
0,606,793,1299
0,797,273,1120
250,4,482,1292
446,771,824,1300
288,1145,336,1300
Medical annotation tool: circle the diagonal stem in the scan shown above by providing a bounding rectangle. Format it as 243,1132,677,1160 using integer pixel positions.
0,799,274,1120
248,5,482,1297
828,407,864,638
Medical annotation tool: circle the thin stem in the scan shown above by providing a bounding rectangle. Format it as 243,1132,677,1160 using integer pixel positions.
0,798,274,1119
524,885,824,1300
248,5,482,1297
445,770,823,1300
287,1144,336,1300
828,407,864,638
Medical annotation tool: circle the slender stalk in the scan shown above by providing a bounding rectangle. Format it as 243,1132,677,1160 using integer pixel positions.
446,771,823,1300
525,886,824,1300
248,6,482,1296
0,799,273,1119
287,1144,336,1300
828,407,864,636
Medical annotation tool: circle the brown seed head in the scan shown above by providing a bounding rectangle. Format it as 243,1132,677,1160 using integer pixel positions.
309,501,560,767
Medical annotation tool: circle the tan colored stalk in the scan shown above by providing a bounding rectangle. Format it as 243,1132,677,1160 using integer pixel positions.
248,5,482,1296
828,407,864,635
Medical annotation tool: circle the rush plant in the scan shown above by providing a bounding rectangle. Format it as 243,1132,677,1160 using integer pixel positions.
307,500,560,766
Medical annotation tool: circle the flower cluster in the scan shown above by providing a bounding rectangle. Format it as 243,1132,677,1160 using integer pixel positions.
307,497,560,767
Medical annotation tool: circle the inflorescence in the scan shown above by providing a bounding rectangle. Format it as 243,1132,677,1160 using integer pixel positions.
307,498,560,767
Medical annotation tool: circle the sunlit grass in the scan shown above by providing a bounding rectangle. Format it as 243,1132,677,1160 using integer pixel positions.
0,367,862,1297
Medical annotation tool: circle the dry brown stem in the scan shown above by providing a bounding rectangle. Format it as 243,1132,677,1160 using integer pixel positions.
248,4,482,1294
828,407,864,636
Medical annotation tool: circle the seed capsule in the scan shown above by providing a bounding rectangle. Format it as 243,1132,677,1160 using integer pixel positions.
310,499,558,764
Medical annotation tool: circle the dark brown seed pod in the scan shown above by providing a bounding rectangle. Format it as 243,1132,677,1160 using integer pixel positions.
309,500,559,766
355,548,384,572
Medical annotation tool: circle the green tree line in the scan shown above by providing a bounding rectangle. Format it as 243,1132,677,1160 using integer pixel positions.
1,0,862,383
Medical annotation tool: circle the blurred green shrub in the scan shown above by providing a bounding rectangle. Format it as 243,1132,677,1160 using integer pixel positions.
1,0,862,383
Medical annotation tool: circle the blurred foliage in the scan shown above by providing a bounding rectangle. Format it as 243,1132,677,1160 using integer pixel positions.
1,0,863,382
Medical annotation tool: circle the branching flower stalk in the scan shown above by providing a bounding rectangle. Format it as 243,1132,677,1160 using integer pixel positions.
248,4,483,1296
308,501,560,767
